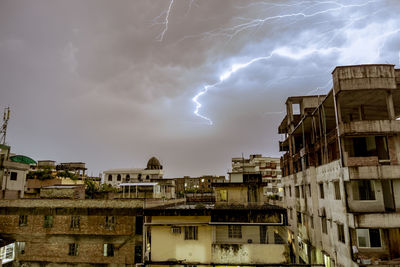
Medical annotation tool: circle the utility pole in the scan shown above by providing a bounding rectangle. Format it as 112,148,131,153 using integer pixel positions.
0,107,10,145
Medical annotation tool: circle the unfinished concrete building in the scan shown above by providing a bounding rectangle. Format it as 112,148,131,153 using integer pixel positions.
279,64,400,266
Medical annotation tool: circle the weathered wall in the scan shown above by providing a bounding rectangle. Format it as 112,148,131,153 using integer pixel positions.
150,221,212,263
211,243,287,264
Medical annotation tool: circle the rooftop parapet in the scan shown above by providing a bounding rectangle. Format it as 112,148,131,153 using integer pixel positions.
332,64,397,95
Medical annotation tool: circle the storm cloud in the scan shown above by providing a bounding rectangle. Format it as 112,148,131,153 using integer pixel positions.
1,0,400,177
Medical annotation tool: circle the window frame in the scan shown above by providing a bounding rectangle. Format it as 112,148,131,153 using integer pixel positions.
356,228,382,248
104,243,114,257
228,225,242,239
19,215,28,227
70,215,80,229
184,226,198,240
43,215,54,228
68,243,78,256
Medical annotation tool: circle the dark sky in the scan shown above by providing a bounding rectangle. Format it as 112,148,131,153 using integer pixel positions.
1,0,399,177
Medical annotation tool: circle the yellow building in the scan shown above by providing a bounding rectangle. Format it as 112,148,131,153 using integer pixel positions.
144,202,289,266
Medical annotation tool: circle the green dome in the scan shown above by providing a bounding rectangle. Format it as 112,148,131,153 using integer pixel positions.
10,155,36,165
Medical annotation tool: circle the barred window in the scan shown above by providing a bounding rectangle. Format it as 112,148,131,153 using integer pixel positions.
184,226,198,240
68,243,78,256
44,215,53,228
70,216,80,229
228,225,242,238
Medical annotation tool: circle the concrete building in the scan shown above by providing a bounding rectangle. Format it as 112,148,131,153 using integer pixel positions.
279,64,400,266
232,154,283,199
0,145,33,199
103,157,163,187
143,203,288,266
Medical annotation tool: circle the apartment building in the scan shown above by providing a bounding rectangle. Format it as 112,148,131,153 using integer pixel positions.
279,64,400,266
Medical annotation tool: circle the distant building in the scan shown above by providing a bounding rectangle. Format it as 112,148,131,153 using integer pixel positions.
174,175,226,194
231,154,283,201
103,157,163,187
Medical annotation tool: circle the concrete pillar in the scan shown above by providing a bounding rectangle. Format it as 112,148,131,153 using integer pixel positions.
386,90,395,120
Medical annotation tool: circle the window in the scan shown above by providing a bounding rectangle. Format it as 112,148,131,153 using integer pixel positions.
10,172,17,181
104,244,114,257
135,216,143,235
289,185,292,197
105,216,115,230
319,183,324,199
301,185,305,199
146,175,150,180
289,208,293,220
17,242,25,255
68,243,78,256
184,226,198,240
297,212,302,224
260,225,267,244
108,174,112,181
138,173,142,180
357,229,381,248
308,184,311,197
171,226,181,234
295,186,300,198
354,180,375,200
19,215,28,226
228,225,242,238
44,215,53,228
134,245,142,263
70,216,80,229
117,174,121,181
126,174,130,182
310,215,314,229
337,223,345,243
220,190,227,201
334,181,341,200
321,216,327,234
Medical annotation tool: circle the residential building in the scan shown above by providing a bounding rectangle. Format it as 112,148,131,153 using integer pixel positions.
279,64,400,266
0,145,33,199
232,154,283,199
0,199,145,266
143,202,288,266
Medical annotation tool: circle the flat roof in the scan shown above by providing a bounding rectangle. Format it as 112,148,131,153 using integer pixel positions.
119,182,158,186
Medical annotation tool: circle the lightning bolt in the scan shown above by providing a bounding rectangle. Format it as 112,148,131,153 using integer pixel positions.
190,0,400,125
156,0,174,42
193,47,339,124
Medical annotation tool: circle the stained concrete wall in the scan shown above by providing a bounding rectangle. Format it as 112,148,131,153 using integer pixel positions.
150,216,212,263
211,243,287,264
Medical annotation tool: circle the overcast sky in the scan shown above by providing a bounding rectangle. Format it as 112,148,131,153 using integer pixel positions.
1,0,400,177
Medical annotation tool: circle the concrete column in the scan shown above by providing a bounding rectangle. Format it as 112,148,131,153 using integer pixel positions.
386,90,395,120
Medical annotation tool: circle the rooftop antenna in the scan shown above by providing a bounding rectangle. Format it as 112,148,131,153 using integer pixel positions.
0,107,10,145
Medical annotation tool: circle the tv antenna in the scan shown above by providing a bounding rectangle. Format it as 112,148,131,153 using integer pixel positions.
1,107,10,145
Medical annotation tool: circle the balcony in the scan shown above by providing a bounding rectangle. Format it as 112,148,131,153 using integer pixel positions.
339,120,400,136
347,164,400,180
